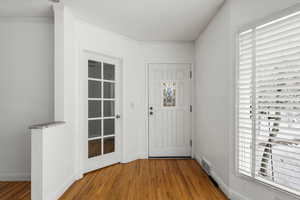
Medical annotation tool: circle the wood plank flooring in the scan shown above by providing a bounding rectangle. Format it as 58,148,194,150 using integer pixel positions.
0,159,228,200
0,181,30,200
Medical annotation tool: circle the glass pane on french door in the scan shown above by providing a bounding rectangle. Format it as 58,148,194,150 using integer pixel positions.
88,60,116,158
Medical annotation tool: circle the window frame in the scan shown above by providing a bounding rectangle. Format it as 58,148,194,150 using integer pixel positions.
235,3,300,198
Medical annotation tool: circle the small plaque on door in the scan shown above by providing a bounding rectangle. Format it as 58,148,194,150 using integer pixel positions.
162,82,176,107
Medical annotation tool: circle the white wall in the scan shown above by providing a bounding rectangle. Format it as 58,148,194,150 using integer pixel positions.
141,41,194,63
195,0,300,200
75,17,195,167
194,0,230,191
0,17,54,180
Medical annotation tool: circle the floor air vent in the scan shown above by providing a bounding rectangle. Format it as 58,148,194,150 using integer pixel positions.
201,158,211,175
201,158,219,188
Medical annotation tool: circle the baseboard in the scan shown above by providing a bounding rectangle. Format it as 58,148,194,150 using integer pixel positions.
194,154,231,198
50,174,76,200
229,189,250,200
0,172,30,181
74,172,83,181
121,153,141,163
194,154,251,200
210,170,230,197
194,153,202,166
138,152,148,159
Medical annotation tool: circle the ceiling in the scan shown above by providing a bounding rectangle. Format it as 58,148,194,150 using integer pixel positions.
0,0,224,41
65,0,224,41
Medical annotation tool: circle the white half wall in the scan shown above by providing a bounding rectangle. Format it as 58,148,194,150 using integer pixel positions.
31,123,74,200
0,17,54,180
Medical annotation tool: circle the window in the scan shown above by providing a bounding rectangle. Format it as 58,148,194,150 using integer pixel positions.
237,8,300,196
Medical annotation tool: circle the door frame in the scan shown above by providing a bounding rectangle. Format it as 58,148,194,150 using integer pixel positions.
79,49,124,174
145,62,195,158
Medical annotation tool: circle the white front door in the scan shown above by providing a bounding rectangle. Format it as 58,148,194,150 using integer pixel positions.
148,63,192,157
81,51,122,173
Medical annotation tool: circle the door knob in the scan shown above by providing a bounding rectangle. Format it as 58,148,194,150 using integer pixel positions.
149,111,153,115
116,114,121,119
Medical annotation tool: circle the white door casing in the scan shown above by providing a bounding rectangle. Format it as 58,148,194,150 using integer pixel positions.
80,51,122,173
148,63,192,157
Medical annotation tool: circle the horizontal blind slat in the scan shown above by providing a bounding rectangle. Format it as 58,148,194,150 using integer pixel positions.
240,153,300,169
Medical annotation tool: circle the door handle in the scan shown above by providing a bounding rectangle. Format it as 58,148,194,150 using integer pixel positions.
116,114,121,119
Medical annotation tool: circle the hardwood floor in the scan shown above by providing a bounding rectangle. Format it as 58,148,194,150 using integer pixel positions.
0,159,228,200
0,181,30,200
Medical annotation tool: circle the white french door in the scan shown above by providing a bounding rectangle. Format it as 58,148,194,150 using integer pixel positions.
81,51,122,173
148,63,192,157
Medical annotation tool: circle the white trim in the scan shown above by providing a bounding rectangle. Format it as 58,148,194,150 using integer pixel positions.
0,172,30,181
121,152,141,164
145,63,150,158
194,153,202,166
194,154,230,198
194,154,251,200
88,77,116,83
210,171,230,198
235,172,300,199
229,189,250,200
49,174,76,200
191,62,196,158
234,27,240,179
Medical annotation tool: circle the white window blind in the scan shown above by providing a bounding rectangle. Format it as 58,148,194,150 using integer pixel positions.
237,9,300,196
